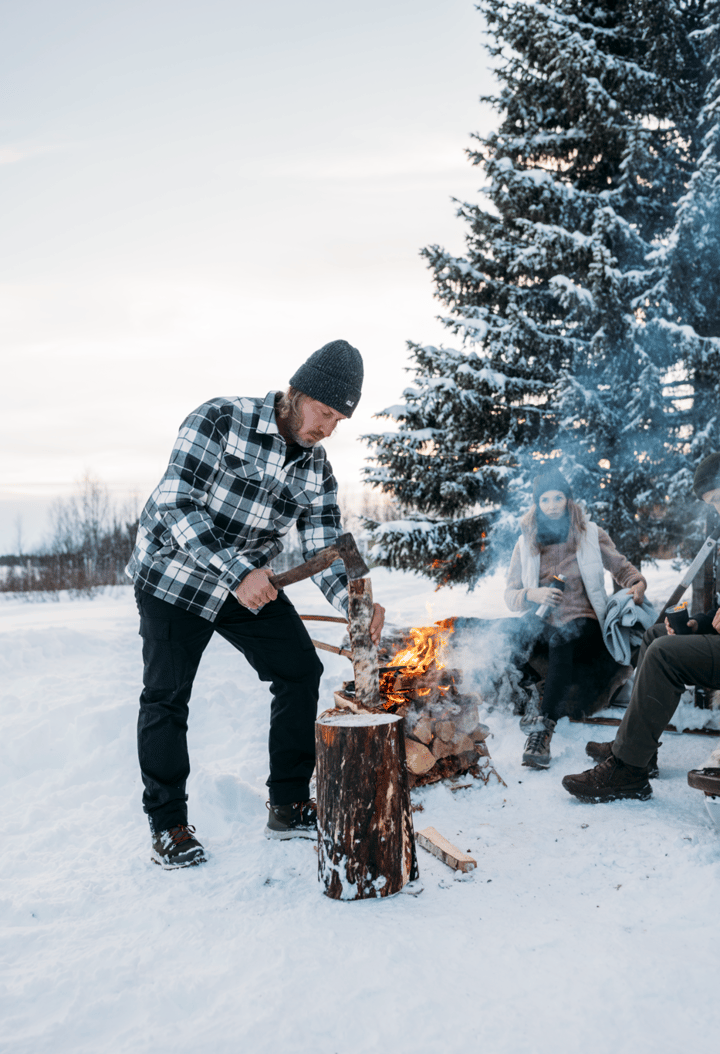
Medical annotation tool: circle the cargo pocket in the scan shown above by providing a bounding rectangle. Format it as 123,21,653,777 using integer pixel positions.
139,616,180,691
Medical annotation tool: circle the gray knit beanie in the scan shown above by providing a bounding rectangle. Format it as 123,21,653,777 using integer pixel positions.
693,453,720,499
289,339,363,417
532,467,572,506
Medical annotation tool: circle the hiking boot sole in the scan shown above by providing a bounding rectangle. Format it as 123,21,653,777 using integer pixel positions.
522,756,551,769
264,826,316,840
150,850,207,869
561,778,652,803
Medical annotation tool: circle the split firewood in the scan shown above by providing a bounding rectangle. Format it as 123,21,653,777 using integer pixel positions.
416,826,477,873
405,739,436,776
449,733,475,755
454,703,480,734
409,714,433,745
431,737,456,760
434,720,456,743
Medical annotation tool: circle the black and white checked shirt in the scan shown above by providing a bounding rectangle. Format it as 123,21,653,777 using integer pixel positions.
127,392,349,620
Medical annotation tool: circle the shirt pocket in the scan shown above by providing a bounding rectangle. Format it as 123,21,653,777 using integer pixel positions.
273,478,323,529
209,455,268,528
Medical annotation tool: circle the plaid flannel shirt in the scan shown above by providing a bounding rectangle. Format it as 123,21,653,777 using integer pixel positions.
127,392,349,621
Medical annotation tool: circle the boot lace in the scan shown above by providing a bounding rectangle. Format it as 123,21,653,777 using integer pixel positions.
167,824,197,845
526,729,548,753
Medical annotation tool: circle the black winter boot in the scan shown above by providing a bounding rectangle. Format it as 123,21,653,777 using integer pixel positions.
151,824,207,869
265,800,317,840
562,754,652,802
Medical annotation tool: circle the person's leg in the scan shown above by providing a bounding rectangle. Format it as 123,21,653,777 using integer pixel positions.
136,587,214,833
614,631,720,767
212,591,323,806
542,618,599,722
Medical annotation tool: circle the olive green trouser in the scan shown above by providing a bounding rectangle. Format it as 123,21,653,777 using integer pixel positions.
613,623,720,768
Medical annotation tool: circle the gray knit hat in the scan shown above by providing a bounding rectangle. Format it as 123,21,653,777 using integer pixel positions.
693,453,720,499
532,467,572,506
289,339,363,417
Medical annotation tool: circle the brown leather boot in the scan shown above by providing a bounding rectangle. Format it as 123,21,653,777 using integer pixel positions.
562,754,652,802
585,740,659,778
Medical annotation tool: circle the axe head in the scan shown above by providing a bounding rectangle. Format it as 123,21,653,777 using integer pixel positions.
335,532,369,580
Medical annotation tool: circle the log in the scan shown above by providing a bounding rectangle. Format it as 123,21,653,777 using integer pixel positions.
316,711,420,899
410,714,433,745
347,578,380,707
448,733,475,755
454,702,480,734
416,826,477,873
405,739,436,776
435,720,456,743
431,736,456,759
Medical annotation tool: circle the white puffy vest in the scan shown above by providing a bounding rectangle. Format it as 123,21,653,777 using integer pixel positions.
517,520,608,623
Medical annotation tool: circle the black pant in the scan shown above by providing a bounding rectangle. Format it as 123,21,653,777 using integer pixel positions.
455,614,613,721
532,616,608,722
135,586,323,832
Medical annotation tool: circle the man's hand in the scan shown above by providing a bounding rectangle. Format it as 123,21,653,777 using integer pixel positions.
665,616,699,635
628,582,646,606
370,601,385,645
235,568,278,610
712,610,720,634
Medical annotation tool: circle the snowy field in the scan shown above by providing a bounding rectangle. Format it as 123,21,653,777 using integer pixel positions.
1,563,719,1053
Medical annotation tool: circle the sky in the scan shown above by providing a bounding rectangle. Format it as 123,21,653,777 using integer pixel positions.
0,0,498,552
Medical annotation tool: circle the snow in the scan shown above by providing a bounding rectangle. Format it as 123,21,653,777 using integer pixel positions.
2,564,720,1053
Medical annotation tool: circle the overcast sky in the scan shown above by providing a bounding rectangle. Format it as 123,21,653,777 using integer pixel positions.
1,0,497,552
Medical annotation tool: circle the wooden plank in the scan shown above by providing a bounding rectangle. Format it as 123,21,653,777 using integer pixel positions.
416,826,477,873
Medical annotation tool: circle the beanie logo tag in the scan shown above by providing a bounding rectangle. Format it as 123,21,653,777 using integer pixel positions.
346,399,355,407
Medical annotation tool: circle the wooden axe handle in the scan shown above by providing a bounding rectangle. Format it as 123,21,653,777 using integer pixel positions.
268,533,368,590
268,546,341,589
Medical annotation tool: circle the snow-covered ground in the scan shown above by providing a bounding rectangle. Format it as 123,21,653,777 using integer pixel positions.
1,564,718,1053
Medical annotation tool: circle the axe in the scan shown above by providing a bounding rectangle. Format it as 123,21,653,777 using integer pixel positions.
268,532,369,590
654,523,720,623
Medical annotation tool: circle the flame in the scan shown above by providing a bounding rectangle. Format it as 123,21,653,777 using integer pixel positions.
386,617,456,677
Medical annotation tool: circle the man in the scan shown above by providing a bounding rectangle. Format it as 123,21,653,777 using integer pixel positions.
127,339,385,867
562,453,720,803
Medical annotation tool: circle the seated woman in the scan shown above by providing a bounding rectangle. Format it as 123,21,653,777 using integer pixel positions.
504,467,646,769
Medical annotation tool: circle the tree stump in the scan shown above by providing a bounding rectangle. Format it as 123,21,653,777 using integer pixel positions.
316,711,420,900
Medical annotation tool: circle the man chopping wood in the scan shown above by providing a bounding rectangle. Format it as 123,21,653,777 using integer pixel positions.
126,339,385,868
562,454,720,803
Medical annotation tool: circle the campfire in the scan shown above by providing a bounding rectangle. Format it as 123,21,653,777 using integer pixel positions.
334,617,503,788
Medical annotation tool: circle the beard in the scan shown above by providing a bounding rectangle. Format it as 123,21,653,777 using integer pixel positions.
286,423,323,449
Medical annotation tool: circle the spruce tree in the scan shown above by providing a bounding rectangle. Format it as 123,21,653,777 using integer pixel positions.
365,0,705,584
648,0,720,554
